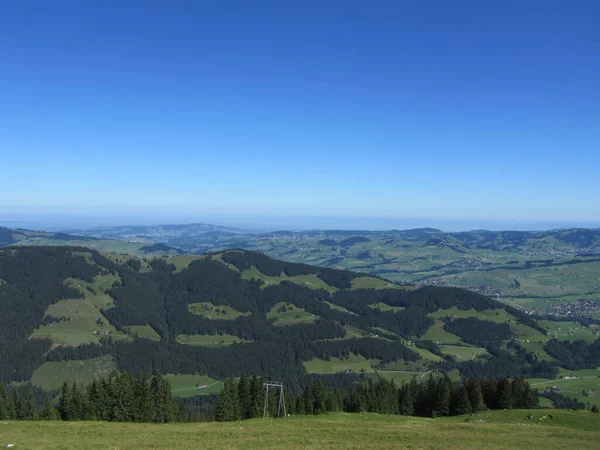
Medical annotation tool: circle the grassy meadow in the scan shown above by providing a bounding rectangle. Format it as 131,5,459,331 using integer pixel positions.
2,410,598,449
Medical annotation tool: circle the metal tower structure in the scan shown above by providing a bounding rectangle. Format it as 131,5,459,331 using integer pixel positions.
263,381,287,418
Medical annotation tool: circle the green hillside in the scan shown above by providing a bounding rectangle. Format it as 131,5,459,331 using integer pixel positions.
1,246,599,406
1,410,599,449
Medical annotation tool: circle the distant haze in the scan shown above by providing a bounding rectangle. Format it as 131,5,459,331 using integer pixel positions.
1,212,598,233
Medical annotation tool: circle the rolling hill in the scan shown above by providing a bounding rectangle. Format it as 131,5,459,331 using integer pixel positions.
1,246,599,405
70,225,600,317
0,226,183,256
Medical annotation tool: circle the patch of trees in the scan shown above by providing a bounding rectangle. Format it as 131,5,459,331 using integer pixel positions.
414,340,444,357
0,247,101,381
543,338,600,370
437,345,559,380
339,236,371,247
539,391,586,409
215,375,539,422
318,239,337,246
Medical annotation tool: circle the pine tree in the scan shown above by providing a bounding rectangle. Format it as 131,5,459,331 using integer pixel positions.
215,378,241,421
451,385,472,416
21,387,37,420
237,375,252,419
87,379,101,420
312,380,326,415
249,376,263,419
40,399,59,420
435,375,452,417
0,384,8,420
133,371,152,422
58,381,71,421
302,385,313,415
398,383,415,416
496,379,513,410
70,382,83,420
465,378,486,413
12,391,22,420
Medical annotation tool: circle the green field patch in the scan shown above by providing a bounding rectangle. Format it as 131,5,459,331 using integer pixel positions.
420,321,464,345
323,301,358,315
519,340,556,362
350,276,404,290
176,333,251,347
31,355,117,391
539,320,599,343
428,307,511,323
376,370,430,384
303,353,375,374
168,255,204,273
165,374,222,397
438,345,487,361
509,322,548,341
188,302,251,320
411,347,444,361
241,266,336,292
30,298,127,346
368,302,406,313
267,302,317,326
124,325,161,341
529,368,600,400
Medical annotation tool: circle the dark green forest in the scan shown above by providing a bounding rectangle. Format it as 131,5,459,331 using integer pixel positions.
0,246,598,396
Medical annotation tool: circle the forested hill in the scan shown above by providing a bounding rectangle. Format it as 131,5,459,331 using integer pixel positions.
0,226,183,256
1,246,596,395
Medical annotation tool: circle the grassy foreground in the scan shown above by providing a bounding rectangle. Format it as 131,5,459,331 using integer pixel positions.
1,410,598,449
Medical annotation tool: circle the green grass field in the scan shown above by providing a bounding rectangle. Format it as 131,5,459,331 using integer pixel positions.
176,334,251,347
267,302,317,326
165,374,222,397
350,276,405,290
241,266,337,292
438,345,487,360
30,355,117,391
368,302,406,312
124,325,161,341
420,321,464,345
529,368,600,401
303,353,375,374
188,301,251,320
29,274,129,346
2,410,599,449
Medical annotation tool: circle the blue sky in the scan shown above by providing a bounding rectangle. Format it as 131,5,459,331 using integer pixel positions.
1,1,599,229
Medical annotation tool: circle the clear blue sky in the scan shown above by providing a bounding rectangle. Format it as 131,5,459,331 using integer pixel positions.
1,1,599,229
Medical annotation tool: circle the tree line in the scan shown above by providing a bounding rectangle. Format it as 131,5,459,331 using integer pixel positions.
214,375,543,422
0,372,183,423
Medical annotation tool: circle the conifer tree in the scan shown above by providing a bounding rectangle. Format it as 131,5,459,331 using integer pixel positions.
70,382,83,420
0,384,8,420
58,381,71,421
302,384,313,415
496,379,513,410
465,378,486,413
434,375,452,417
40,399,59,420
312,380,326,415
237,375,252,419
451,385,472,416
133,371,152,422
21,387,37,420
